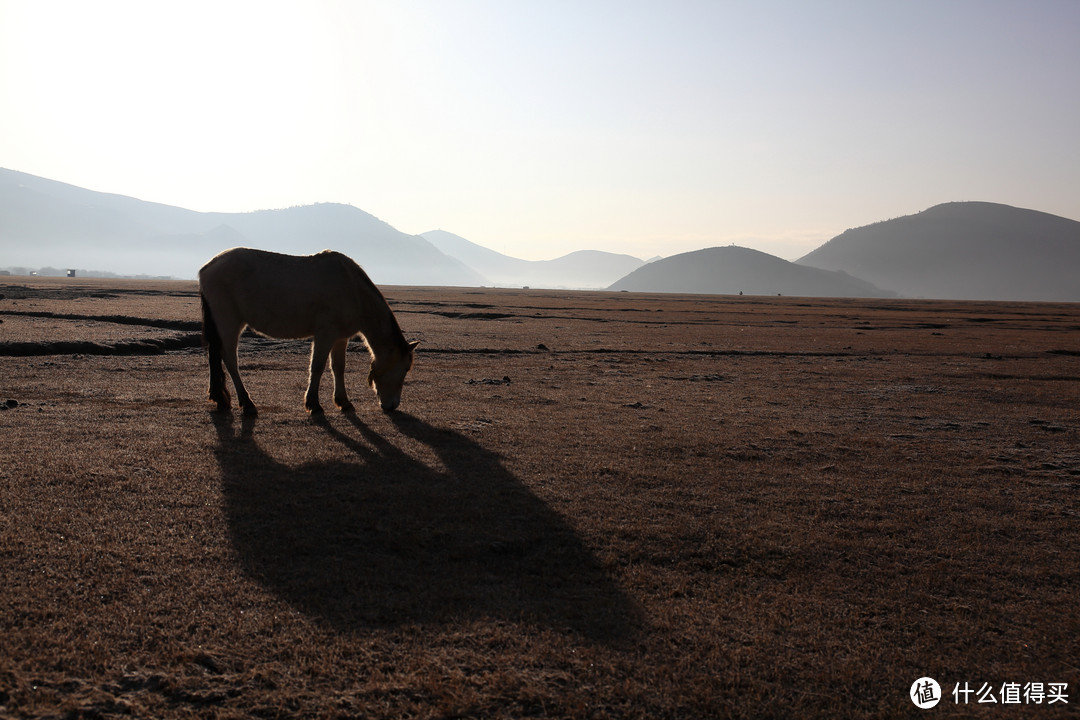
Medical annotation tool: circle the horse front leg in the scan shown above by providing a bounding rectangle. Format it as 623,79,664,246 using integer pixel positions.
305,334,335,414
330,338,354,412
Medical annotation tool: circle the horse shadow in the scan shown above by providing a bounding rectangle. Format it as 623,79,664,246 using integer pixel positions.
212,412,641,643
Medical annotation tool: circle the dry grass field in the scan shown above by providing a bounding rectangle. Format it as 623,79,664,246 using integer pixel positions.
2,276,1078,719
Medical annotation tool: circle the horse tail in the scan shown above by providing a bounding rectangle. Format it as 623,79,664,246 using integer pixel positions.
201,292,231,408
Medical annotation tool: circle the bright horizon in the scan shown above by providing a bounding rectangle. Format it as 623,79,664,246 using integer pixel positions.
2,0,1079,262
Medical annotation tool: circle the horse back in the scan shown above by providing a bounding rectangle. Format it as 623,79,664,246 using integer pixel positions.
199,248,366,340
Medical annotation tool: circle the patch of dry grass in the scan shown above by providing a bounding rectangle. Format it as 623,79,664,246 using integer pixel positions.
1,278,1078,718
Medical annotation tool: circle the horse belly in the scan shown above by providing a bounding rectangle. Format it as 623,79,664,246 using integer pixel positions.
244,298,351,340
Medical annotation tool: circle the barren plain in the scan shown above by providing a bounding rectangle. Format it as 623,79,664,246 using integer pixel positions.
1,277,1079,718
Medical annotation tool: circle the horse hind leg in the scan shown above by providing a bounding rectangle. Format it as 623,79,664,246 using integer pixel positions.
207,340,231,412
305,334,335,414
219,324,257,416
202,295,231,411
208,353,231,412
330,338,354,412
222,351,256,416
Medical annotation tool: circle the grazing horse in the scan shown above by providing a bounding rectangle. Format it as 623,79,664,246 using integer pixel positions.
199,248,418,415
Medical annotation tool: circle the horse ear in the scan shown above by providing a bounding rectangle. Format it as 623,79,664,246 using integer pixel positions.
408,340,420,351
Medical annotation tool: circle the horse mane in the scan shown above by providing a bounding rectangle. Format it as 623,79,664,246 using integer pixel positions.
326,251,410,353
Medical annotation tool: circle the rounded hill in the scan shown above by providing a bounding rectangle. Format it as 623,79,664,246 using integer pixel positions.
798,202,1080,301
607,246,894,297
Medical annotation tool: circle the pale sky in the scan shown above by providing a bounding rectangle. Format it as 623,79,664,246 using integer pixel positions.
2,0,1078,261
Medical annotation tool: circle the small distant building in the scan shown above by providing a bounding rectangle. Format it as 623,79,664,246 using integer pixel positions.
67,269,77,278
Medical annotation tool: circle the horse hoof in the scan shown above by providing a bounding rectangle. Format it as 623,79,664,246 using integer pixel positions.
338,402,355,413
242,404,259,417
306,404,324,415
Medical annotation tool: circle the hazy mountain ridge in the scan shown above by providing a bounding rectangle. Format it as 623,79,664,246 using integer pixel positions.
608,246,896,297
798,202,1080,301
422,230,644,289
0,169,484,285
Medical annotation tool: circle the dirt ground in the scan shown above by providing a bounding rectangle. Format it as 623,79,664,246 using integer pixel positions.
2,276,1078,718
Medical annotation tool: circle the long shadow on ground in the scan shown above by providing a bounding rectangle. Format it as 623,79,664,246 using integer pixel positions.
213,412,640,643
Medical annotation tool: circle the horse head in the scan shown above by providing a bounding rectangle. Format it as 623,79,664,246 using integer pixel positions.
368,340,419,412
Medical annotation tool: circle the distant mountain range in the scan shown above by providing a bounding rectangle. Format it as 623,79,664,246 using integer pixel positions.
797,202,1080,301
3,169,1078,300
609,246,895,297
0,168,639,288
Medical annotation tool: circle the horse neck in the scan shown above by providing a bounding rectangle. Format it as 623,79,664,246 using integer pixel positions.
362,313,406,360
353,280,406,360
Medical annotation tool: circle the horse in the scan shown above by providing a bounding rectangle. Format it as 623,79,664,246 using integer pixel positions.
199,247,418,415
